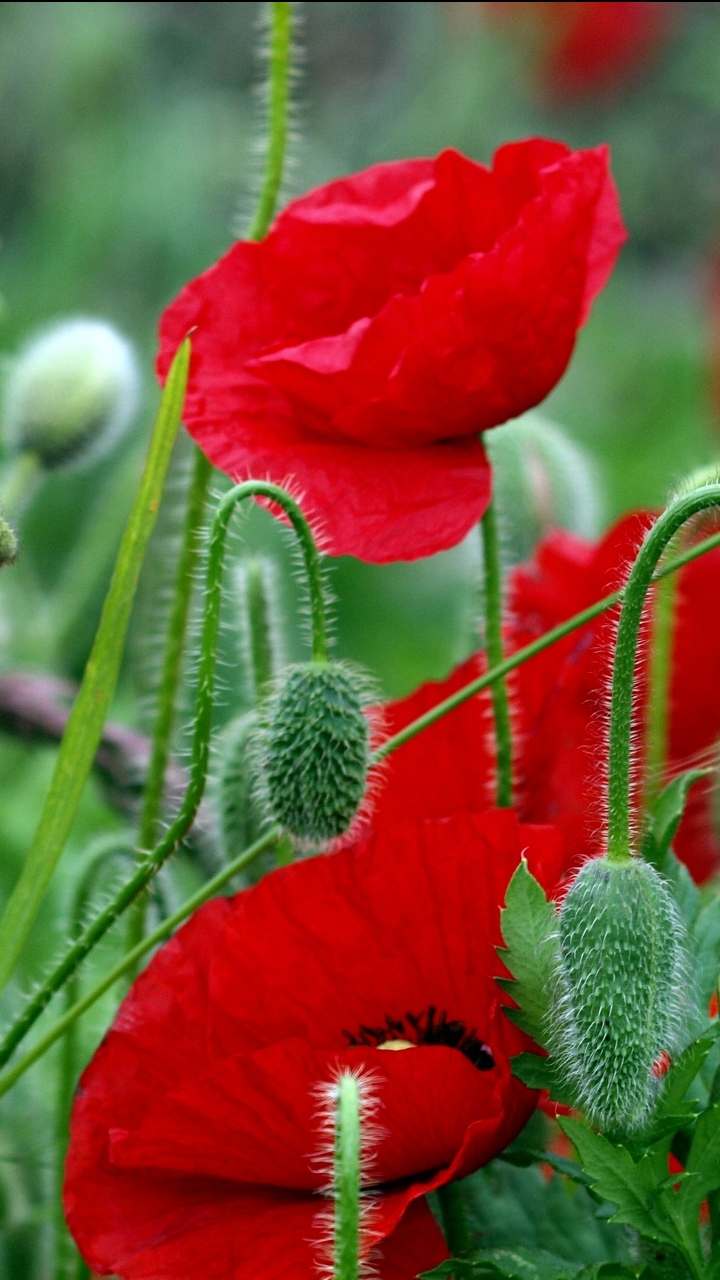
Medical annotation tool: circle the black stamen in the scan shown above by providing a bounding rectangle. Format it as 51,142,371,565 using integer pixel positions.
343,1005,495,1071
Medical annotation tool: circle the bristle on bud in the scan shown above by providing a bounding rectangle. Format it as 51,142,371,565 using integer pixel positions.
554,857,687,1134
258,661,372,844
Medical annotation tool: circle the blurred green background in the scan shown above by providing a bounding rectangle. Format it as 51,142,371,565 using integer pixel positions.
1,2,720,1273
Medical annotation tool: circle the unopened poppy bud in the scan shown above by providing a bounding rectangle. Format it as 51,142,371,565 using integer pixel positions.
555,857,686,1134
260,661,372,844
486,412,602,568
0,515,17,568
3,318,139,469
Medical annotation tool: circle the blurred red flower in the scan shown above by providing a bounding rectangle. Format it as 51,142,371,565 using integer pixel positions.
65,809,562,1280
485,3,675,99
377,512,720,883
158,140,625,563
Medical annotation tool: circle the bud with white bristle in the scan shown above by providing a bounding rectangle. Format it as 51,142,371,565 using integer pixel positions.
0,514,17,568
258,660,373,844
3,318,140,470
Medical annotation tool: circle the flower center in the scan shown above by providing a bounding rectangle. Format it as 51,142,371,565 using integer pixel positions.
343,1005,494,1071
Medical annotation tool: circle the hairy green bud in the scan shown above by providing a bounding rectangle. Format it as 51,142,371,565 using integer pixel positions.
486,412,602,569
556,857,687,1134
0,515,17,568
260,661,371,844
3,318,139,469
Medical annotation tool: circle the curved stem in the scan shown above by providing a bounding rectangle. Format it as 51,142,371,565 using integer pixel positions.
125,446,211,958
0,826,281,1101
643,565,677,813
481,496,513,807
0,482,324,1071
247,2,293,242
372,522,720,766
606,485,720,862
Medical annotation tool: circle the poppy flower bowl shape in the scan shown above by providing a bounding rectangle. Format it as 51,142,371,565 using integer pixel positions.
158,140,625,563
64,809,562,1280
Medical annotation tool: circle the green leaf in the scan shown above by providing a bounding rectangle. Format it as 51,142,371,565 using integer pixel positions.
498,1149,592,1186
679,1099,720,1209
656,1026,720,1117
510,1053,576,1109
421,1252,645,1280
0,339,190,994
557,1120,678,1252
498,859,559,1046
691,895,720,1010
643,770,710,869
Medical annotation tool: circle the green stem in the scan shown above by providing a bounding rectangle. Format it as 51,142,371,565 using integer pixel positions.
245,557,277,699
0,339,190,996
55,840,135,1280
607,486,720,862
481,496,513,807
0,481,326,1071
372,522,720,766
247,2,293,242
333,1072,361,1280
644,564,677,813
125,446,211,957
0,826,281,1101
437,1182,472,1257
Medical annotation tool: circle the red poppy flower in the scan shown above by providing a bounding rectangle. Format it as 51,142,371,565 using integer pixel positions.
376,512,720,883
485,3,675,99
158,140,625,563
65,809,562,1280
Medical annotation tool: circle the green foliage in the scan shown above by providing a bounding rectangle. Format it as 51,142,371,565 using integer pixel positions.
260,661,371,843
216,710,267,860
497,858,559,1047
642,771,711,870
556,859,687,1134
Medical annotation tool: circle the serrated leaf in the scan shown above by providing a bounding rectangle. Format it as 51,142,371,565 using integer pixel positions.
498,1149,592,1186
655,846,701,930
510,1053,576,1108
656,1026,720,1117
643,771,710,870
498,859,559,1047
557,1120,678,1251
691,895,720,1010
679,1099,720,1207
421,1247,605,1280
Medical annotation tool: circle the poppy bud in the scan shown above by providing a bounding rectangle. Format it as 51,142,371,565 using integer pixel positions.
485,412,602,569
0,515,17,568
260,661,372,844
555,857,686,1134
3,318,139,469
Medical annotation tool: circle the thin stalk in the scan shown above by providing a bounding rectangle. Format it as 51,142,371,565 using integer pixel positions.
54,840,135,1280
372,523,720,766
644,566,677,813
247,2,293,242
0,827,281,1100
437,1182,472,1257
606,485,720,862
0,481,327,1070
0,339,190,996
332,1072,361,1280
125,447,211,956
480,496,513,807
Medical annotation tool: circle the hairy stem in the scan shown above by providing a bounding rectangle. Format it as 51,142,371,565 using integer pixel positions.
333,1072,361,1280
125,446,211,955
607,486,720,862
0,826,281,1100
644,564,677,813
481,496,513,807
0,482,325,1071
372,523,720,765
247,2,293,242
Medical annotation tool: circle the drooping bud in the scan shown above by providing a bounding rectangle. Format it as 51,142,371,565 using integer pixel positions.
3,318,139,469
555,857,687,1134
0,514,17,568
485,412,602,569
259,661,372,844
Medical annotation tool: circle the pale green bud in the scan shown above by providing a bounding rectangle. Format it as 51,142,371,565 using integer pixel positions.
3,318,139,469
486,412,603,569
555,858,687,1134
0,514,17,568
259,661,372,844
